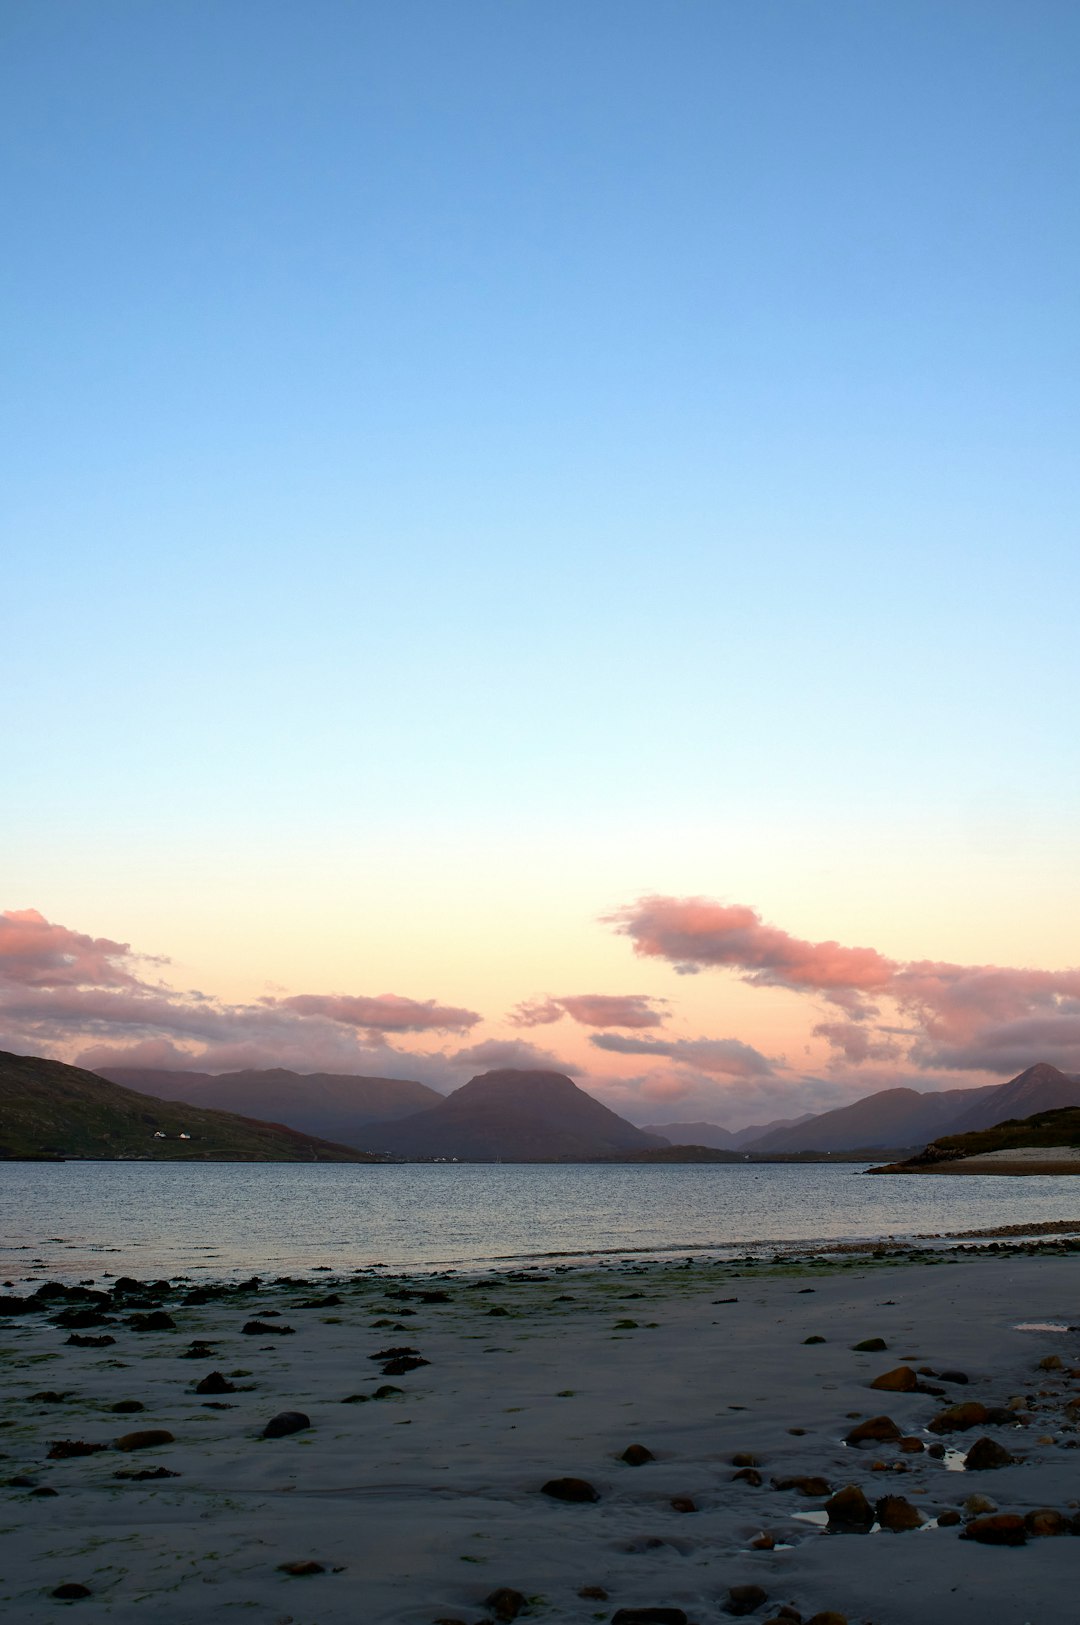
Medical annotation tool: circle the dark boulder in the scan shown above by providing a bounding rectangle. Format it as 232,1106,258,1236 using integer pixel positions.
262,1411,310,1438
541,1476,599,1502
824,1484,874,1531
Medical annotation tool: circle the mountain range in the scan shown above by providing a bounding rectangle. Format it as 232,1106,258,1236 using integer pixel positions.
98,1065,441,1148
12,1051,1080,1164
641,1114,814,1150
733,1064,1080,1152
0,1050,383,1162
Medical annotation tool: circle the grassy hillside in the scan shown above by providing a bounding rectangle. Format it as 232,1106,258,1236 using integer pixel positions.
869,1106,1080,1174
0,1050,386,1162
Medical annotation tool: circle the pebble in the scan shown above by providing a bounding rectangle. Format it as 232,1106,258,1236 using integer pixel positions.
114,1430,175,1452
483,1587,526,1621
961,1513,1027,1545
963,1436,1016,1470
725,1585,768,1616
263,1412,310,1439
844,1415,901,1446
824,1484,874,1531
540,1476,599,1502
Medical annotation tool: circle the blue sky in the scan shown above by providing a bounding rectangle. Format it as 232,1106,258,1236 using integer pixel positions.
4,2,1079,1120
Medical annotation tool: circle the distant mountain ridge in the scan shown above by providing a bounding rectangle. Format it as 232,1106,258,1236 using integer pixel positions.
642,1114,814,1150
0,1051,384,1162
96,1065,442,1151
366,1069,665,1160
945,1062,1080,1135
741,1064,1080,1153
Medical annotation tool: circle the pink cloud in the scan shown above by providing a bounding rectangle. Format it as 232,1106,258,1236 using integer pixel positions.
0,906,481,1077
0,908,147,989
589,1033,775,1078
281,992,480,1034
607,896,893,1006
510,993,667,1029
609,893,1080,1076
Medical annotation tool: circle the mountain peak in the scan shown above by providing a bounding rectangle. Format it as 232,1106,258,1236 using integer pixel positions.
368,1068,662,1160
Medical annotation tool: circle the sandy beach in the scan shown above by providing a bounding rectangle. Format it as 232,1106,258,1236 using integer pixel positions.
3,1244,1080,1624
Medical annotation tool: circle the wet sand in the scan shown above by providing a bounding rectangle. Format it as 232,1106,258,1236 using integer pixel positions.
2,1244,1080,1623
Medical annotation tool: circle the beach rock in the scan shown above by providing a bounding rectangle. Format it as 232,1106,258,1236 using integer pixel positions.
242,1320,295,1336
870,1367,918,1392
725,1584,768,1615
824,1484,874,1531
875,1494,923,1531
803,1335,825,1344
937,1509,961,1526
483,1587,526,1621
927,1402,988,1434
277,1560,324,1575
29,1391,70,1404
851,1338,887,1352
961,1513,1027,1545
731,1452,759,1467
51,1584,91,1599
938,1370,969,1384
179,1341,216,1359
1038,1355,1063,1371
114,1466,180,1481
115,1429,175,1452
54,1308,111,1329
578,1587,609,1600
963,1494,997,1514
372,1385,402,1399
767,1612,802,1624
369,1345,421,1359
66,1334,115,1348
488,1306,510,1317
47,1440,109,1459
670,1496,696,1512
262,1411,310,1438
128,1311,176,1332
964,1437,1016,1470
926,1442,945,1459
844,1416,901,1447
381,1356,430,1375
109,1400,144,1414
898,1437,924,1453
805,1615,847,1625
30,1485,58,1497
541,1476,599,1502
751,1534,775,1550
1025,1508,1069,1536
621,1444,655,1465
195,1372,237,1395
341,1393,370,1404
773,1476,831,1496
610,1612,688,1625
733,1468,763,1486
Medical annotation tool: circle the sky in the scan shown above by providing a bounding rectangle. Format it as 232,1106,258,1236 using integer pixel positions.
3,1,1079,1128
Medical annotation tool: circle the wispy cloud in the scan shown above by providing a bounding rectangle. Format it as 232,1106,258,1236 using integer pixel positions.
510,993,667,1029
281,993,479,1033
0,907,478,1078
589,1033,776,1078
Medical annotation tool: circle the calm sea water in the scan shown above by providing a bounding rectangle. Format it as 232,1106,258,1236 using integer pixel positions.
2,1161,1079,1283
